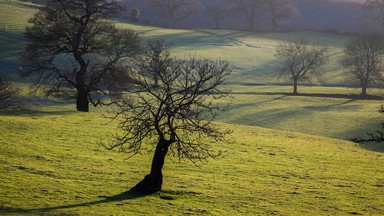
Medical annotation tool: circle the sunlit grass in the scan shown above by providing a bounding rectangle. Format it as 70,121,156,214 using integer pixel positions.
0,109,383,215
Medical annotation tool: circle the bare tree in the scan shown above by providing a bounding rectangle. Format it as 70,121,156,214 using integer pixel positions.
266,0,298,32
365,0,384,33
131,8,140,22
274,39,329,95
0,74,23,109
104,40,232,193
149,0,202,28
341,34,384,97
22,0,142,112
227,0,265,31
208,6,227,29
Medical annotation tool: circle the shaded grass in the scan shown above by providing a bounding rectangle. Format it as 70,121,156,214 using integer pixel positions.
217,85,384,142
0,0,36,76
0,110,383,215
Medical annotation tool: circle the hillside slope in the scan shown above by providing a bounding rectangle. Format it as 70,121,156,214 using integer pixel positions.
0,109,383,215
0,0,351,85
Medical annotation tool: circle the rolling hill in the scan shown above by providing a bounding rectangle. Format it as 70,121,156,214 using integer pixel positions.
0,1,384,215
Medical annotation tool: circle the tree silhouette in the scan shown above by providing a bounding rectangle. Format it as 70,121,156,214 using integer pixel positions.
0,74,23,109
208,6,228,29
365,0,384,33
104,40,232,193
23,0,142,112
266,0,298,32
149,0,202,28
341,34,384,97
274,39,329,95
226,0,265,31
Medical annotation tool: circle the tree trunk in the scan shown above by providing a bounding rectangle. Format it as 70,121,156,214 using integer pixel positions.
130,139,171,194
74,54,89,112
272,16,278,32
293,79,298,95
76,85,89,112
361,84,367,97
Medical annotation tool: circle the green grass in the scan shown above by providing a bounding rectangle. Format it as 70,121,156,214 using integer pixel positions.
114,22,348,85
217,85,384,141
1,0,384,141
0,108,383,215
1,2,384,215
0,0,37,77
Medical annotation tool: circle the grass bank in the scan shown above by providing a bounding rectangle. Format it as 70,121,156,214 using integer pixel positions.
0,109,383,215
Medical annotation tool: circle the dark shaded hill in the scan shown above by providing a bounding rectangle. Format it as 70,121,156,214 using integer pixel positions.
122,0,369,33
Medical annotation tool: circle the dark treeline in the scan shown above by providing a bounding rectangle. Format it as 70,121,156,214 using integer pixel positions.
23,0,377,34
121,0,368,33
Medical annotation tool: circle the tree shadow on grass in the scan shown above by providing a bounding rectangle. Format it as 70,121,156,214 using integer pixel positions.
234,91,383,100
0,109,77,117
29,190,150,213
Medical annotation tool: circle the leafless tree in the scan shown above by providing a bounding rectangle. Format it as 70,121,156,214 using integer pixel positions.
131,8,140,22
274,39,329,95
365,0,384,33
149,0,202,28
208,6,227,29
341,34,384,97
104,40,232,193
226,0,265,31
0,74,23,109
22,0,142,112
266,0,298,32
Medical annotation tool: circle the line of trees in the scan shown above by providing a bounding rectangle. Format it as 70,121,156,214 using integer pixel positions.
141,0,298,31
274,34,384,97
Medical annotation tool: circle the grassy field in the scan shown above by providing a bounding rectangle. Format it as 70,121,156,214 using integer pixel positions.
1,0,383,141
114,22,348,85
0,108,383,215
1,0,349,85
1,2,384,214
0,0,37,78
218,85,384,142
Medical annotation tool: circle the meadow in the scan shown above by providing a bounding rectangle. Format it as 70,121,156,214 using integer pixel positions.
1,0,384,215
1,108,384,215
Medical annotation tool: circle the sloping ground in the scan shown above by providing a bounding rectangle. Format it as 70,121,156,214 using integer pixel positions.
0,0,36,77
0,0,350,85
0,109,383,215
115,22,349,85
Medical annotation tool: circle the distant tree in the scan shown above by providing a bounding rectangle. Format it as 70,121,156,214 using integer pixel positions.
149,0,202,28
365,0,384,33
0,74,22,109
226,0,265,31
23,0,142,112
274,39,329,95
104,40,232,193
266,0,298,32
341,34,384,97
131,8,140,22
208,6,227,29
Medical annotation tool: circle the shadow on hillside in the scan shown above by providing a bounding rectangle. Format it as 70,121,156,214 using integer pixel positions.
292,93,383,100
233,91,383,100
359,142,384,153
29,190,149,213
0,109,76,117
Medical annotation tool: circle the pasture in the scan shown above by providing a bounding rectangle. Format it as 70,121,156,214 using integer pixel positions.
0,109,383,215
0,1,384,215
